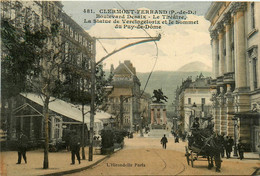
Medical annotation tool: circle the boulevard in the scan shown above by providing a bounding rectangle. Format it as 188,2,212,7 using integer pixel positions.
69,134,259,176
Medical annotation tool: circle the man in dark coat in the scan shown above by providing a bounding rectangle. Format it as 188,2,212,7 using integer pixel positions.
70,131,81,164
237,140,245,160
220,134,225,158
160,134,168,149
226,136,234,158
175,135,179,143
191,117,200,130
16,131,28,164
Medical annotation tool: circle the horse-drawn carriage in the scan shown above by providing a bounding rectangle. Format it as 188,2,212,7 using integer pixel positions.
185,128,223,172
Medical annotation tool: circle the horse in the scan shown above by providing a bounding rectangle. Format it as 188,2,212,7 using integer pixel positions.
188,130,223,172
201,133,223,172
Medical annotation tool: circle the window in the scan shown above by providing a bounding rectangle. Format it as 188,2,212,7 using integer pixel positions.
253,57,258,89
251,2,255,29
188,98,191,104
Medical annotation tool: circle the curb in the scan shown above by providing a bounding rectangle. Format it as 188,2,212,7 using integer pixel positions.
252,168,260,176
40,155,110,176
41,148,123,176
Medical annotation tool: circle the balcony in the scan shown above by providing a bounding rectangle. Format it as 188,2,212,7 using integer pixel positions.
217,76,224,85
223,72,235,84
210,79,217,86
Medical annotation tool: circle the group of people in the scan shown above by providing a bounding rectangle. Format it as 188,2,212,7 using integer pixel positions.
220,135,245,160
16,130,81,165
220,135,234,159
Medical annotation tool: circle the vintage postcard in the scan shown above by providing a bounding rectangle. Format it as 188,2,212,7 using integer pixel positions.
1,1,260,176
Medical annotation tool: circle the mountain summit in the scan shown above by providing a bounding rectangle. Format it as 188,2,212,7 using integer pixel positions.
178,61,211,72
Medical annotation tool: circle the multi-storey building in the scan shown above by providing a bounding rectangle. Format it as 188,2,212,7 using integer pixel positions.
205,2,260,152
107,60,143,132
175,74,212,133
1,1,95,143
60,12,94,102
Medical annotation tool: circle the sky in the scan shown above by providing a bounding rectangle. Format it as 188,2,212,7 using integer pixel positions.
62,1,212,73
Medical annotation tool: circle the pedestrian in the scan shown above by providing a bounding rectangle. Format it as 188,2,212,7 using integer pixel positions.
16,131,28,164
160,134,168,149
220,134,225,158
237,140,245,160
226,136,234,159
224,136,229,158
70,131,81,165
175,135,179,143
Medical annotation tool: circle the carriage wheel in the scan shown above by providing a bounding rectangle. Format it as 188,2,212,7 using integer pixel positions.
185,146,190,165
190,151,194,167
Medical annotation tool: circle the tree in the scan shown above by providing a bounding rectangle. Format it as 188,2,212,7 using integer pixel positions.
1,20,46,99
61,60,113,159
1,17,63,169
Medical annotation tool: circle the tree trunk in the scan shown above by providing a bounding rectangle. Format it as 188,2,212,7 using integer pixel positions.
120,95,124,129
81,104,86,160
43,95,50,169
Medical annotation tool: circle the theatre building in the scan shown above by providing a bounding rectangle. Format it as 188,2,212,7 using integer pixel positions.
205,2,260,152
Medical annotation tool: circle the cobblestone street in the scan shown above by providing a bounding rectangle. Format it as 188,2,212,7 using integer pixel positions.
69,135,259,176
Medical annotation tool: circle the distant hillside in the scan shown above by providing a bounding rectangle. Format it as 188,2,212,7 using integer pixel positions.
178,61,211,72
137,71,211,110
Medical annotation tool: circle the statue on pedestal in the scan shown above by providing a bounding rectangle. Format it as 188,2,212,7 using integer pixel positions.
152,89,168,103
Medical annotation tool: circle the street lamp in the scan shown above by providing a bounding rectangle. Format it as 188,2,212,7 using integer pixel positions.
140,116,144,137
232,116,239,156
190,102,197,127
172,117,178,132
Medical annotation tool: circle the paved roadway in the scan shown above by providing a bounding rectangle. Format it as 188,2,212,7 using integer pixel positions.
68,134,260,176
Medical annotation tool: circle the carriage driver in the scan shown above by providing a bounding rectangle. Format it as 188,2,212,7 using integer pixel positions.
189,117,202,147
191,117,200,130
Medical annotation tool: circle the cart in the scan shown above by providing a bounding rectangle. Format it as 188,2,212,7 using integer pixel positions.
185,132,215,167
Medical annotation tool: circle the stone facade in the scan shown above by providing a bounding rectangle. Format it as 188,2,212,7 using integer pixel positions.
175,74,212,133
205,2,260,152
107,60,142,131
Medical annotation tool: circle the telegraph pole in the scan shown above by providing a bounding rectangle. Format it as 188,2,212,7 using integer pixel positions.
89,35,161,161
89,38,96,161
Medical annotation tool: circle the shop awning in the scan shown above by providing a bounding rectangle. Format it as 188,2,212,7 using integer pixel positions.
20,93,113,124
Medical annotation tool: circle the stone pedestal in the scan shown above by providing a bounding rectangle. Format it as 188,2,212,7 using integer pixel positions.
150,103,167,129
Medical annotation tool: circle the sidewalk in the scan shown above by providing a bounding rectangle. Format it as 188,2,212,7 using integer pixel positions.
0,148,107,176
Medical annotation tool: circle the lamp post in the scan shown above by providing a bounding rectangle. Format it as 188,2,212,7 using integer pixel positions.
140,116,144,137
191,102,197,127
172,117,178,133
232,116,238,156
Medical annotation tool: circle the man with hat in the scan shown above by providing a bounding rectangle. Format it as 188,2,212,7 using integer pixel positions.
16,131,28,164
191,117,200,130
69,130,81,164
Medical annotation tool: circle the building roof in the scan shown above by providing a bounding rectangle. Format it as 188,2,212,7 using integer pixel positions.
20,93,113,124
204,2,224,21
114,60,136,75
188,77,211,88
